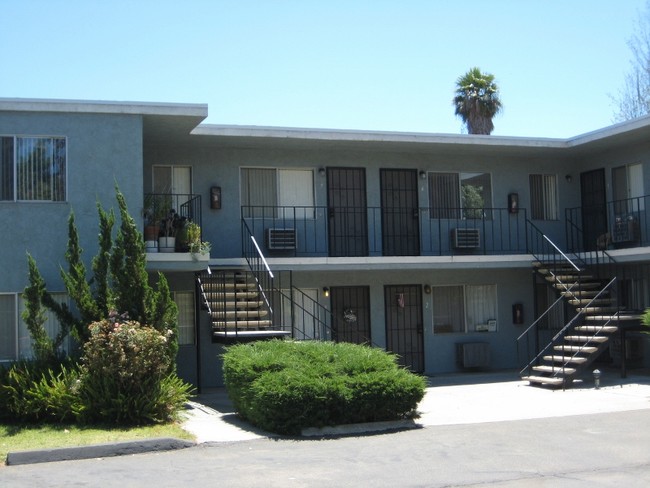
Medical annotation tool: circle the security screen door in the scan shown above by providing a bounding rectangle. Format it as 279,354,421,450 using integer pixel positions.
580,169,607,251
329,286,371,344
384,285,424,372
327,168,368,257
380,169,420,256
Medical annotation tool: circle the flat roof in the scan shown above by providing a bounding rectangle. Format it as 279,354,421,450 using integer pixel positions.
0,97,208,118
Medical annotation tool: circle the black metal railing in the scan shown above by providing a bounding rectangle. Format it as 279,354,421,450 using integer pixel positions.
566,194,650,253
517,277,618,378
143,193,202,245
242,205,528,258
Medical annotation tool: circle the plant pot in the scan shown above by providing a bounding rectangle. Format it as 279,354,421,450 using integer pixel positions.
144,225,160,241
145,240,158,253
158,236,176,253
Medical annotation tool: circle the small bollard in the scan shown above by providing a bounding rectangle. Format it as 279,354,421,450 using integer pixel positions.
593,369,601,389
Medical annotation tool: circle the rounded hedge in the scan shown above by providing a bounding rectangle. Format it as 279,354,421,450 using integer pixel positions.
222,340,427,435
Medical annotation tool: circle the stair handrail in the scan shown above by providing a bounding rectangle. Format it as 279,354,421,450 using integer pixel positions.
516,282,577,343
242,220,275,314
526,218,585,271
519,277,617,376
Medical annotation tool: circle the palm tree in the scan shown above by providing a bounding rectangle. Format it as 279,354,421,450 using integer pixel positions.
453,67,502,135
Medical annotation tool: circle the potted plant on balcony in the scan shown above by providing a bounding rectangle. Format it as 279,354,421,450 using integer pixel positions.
185,221,211,260
158,209,180,253
143,194,170,249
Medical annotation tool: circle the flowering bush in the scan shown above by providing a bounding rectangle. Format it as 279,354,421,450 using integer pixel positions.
80,312,191,424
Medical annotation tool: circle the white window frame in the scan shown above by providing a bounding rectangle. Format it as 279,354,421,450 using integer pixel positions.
0,292,69,362
173,291,196,346
428,171,493,219
240,167,315,219
432,284,498,334
529,174,558,220
0,135,67,202
612,163,644,213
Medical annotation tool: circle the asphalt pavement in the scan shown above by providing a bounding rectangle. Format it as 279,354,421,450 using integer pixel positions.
4,367,650,468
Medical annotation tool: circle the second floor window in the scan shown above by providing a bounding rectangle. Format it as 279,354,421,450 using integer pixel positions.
428,172,492,219
0,136,66,202
241,168,314,219
529,174,558,220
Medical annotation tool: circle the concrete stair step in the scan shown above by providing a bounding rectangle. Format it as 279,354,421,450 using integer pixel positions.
578,307,619,314
553,345,598,354
212,319,273,329
211,309,269,319
569,298,615,306
532,365,577,375
574,325,618,334
204,291,260,300
211,300,264,309
552,281,601,290
522,375,565,386
543,355,589,364
564,335,609,344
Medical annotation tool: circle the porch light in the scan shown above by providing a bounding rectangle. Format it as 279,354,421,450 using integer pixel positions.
423,284,432,294
593,369,601,389
565,174,572,182
318,167,326,177
419,170,427,180
323,287,330,297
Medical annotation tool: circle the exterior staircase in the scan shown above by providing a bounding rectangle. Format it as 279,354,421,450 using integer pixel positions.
198,269,291,343
521,261,638,388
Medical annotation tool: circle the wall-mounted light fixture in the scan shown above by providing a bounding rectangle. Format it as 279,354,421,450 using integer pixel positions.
318,167,326,177
565,174,572,183
419,170,427,180
323,287,330,297
423,284,432,294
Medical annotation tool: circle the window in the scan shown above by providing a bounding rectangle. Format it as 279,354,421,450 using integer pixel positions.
428,172,492,219
241,168,314,219
0,295,17,362
612,163,644,213
432,284,497,334
1,293,68,362
0,136,66,201
153,165,192,195
529,174,558,220
173,291,195,346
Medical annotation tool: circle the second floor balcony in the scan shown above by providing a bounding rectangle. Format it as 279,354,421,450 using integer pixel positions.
143,193,206,270
242,205,529,258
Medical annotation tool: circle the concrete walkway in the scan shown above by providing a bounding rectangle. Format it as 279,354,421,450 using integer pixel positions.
181,368,650,443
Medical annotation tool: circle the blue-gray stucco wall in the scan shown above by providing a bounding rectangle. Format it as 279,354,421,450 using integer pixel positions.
0,111,144,293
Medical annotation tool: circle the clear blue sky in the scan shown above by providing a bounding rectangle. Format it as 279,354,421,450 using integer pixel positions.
0,0,646,137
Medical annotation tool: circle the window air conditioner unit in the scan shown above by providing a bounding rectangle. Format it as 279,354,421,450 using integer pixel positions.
265,228,297,250
451,228,480,249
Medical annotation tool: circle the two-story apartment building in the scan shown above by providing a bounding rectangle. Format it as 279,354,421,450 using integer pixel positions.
1,98,649,389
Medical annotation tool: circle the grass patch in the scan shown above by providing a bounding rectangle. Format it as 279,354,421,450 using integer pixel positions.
0,422,194,465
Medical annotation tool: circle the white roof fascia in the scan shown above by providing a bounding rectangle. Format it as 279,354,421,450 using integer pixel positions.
567,113,650,147
194,124,569,149
0,97,208,118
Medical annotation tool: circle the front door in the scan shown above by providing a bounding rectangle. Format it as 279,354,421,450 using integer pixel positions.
580,169,607,251
380,169,420,256
384,285,424,372
330,286,371,344
327,168,368,257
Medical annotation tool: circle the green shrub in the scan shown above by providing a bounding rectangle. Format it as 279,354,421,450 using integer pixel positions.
222,340,427,435
0,360,82,423
79,315,192,425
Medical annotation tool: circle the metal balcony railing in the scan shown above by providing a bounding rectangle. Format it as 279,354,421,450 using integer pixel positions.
566,194,650,253
242,205,528,258
143,193,202,249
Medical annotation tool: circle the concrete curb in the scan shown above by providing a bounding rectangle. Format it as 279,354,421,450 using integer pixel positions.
6,437,194,466
302,419,418,437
